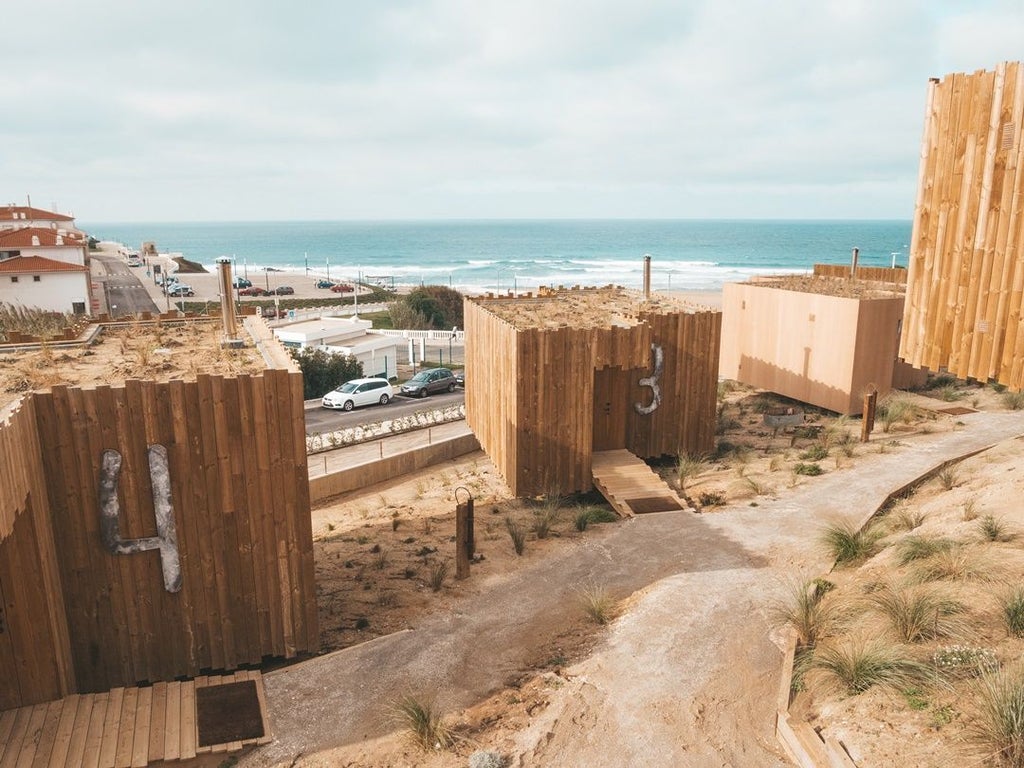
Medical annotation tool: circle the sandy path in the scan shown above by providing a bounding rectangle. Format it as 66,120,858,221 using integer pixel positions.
239,409,1024,767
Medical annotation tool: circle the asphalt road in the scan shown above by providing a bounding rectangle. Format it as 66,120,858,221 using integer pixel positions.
91,253,160,316
303,388,464,434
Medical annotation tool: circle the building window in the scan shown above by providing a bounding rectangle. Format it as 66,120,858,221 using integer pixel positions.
32,275,40,282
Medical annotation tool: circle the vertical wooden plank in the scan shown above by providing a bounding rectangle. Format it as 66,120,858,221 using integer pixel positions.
96,686,123,768
79,691,108,768
129,685,152,768
15,703,49,768
0,708,19,765
60,695,93,768
146,682,166,764
161,682,180,762
0,708,31,768
178,681,196,760
28,699,63,768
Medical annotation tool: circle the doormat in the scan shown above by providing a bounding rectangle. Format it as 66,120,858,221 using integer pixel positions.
196,679,264,747
938,406,976,415
626,496,684,514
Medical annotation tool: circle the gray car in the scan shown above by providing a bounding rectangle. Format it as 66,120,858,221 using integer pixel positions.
399,367,457,398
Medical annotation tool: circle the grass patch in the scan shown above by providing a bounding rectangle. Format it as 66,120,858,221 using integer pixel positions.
811,637,928,695
675,453,706,492
937,466,960,491
1003,390,1024,411
867,584,966,643
532,500,561,539
892,508,926,531
799,445,829,461
970,665,1024,767
578,584,616,625
1002,588,1024,638
698,491,726,507
772,579,839,648
573,504,617,531
428,560,449,592
794,462,823,476
821,521,880,565
912,547,989,582
896,535,957,565
505,517,526,555
979,515,1017,543
393,695,453,750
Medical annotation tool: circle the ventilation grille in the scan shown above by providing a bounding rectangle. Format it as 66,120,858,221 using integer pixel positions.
1002,121,1016,151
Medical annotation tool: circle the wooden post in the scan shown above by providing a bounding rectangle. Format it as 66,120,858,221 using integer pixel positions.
455,498,474,580
850,247,859,277
861,389,878,442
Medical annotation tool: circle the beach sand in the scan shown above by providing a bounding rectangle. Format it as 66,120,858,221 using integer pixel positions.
138,253,724,311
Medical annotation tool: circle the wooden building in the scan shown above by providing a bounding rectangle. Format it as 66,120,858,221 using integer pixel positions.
720,270,922,415
464,287,721,497
0,370,317,708
901,61,1024,388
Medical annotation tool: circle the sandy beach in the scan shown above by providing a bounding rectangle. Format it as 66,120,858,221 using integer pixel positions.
135,252,725,311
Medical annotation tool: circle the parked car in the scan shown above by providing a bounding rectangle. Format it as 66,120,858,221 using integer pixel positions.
238,286,266,296
155,274,178,287
232,277,252,289
274,286,295,295
314,279,335,289
330,283,354,293
167,284,194,297
454,370,465,387
400,368,457,398
127,256,143,267
321,378,394,411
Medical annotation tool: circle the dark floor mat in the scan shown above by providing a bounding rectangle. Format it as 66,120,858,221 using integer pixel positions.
196,679,264,746
937,406,976,415
626,496,684,514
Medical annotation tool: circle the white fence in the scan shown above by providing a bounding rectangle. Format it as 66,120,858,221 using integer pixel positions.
376,329,465,341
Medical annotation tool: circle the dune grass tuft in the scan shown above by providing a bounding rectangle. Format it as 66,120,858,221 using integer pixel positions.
821,521,880,565
867,584,967,643
811,637,928,695
394,695,453,750
897,535,957,565
772,579,840,648
970,665,1024,767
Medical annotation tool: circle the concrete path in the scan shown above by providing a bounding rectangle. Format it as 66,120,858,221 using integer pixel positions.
239,410,1024,767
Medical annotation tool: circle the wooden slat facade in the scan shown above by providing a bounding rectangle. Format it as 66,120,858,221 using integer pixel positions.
465,289,720,497
0,671,270,768
0,370,317,708
812,263,908,285
901,61,1024,388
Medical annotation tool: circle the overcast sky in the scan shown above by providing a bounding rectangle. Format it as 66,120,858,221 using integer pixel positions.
4,1,1023,222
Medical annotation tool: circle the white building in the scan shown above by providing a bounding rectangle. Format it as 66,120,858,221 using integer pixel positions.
0,204,79,234
0,255,91,315
273,316,399,379
0,227,89,267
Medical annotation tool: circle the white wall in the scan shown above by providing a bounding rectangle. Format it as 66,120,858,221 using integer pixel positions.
0,272,91,314
9,245,88,267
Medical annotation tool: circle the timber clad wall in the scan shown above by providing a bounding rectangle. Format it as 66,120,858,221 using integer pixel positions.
812,264,908,285
0,370,317,707
465,290,720,497
901,61,1024,388
720,283,907,415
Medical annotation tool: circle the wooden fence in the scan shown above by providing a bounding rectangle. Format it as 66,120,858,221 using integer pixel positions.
0,369,317,706
465,292,720,496
901,61,1024,388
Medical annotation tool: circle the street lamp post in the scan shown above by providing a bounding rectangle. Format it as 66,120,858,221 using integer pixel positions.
449,326,457,365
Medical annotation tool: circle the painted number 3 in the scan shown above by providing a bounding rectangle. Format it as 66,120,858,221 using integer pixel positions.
634,343,663,415
98,445,182,593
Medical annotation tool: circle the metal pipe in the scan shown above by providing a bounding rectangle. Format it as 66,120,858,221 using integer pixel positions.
850,247,859,277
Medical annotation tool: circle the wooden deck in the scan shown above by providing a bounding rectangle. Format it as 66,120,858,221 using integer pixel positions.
591,449,690,517
0,671,270,768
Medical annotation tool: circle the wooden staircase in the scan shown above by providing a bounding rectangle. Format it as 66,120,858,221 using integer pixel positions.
591,449,690,517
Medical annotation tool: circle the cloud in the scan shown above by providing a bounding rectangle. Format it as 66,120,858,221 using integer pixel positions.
1,0,1019,220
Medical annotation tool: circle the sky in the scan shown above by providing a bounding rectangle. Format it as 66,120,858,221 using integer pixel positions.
4,1,1024,222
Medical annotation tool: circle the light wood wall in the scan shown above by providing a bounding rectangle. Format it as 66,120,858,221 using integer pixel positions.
812,264,908,285
465,296,720,497
901,61,1024,387
720,283,906,414
0,370,317,704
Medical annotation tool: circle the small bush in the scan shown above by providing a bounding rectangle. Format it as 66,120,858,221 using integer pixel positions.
936,384,963,402
811,638,928,695
979,515,1017,543
505,517,526,555
373,548,389,570
573,504,616,531
1002,588,1024,638
892,508,926,531
675,453,706,492
1002,390,1024,411
799,445,829,461
877,393,921,432
578,584,616,625
772,579,840,647
428,560,449,592
964,498,980,521
533,503,560,539
394,696,453,750
913,547,989,582
970,665,1024,766
794,462,823,476
821,521,879,564
937,466,959,491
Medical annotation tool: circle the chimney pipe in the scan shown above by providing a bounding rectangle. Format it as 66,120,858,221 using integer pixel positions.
850,247,859,277
216,257,239,341
643,253,652,300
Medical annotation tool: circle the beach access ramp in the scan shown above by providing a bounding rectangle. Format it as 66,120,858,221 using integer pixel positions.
591,449,689,517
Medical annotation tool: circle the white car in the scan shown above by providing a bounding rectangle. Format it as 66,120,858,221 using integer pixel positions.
321,378,394,411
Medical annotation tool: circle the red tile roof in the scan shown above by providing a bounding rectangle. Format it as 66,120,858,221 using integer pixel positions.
2,205,74,222
0,255,87,273
0,227,85,247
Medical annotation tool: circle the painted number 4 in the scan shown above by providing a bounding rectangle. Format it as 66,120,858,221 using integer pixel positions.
98,445,182,593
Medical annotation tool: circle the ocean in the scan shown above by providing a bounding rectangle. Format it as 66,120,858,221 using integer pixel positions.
81,219,911,293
